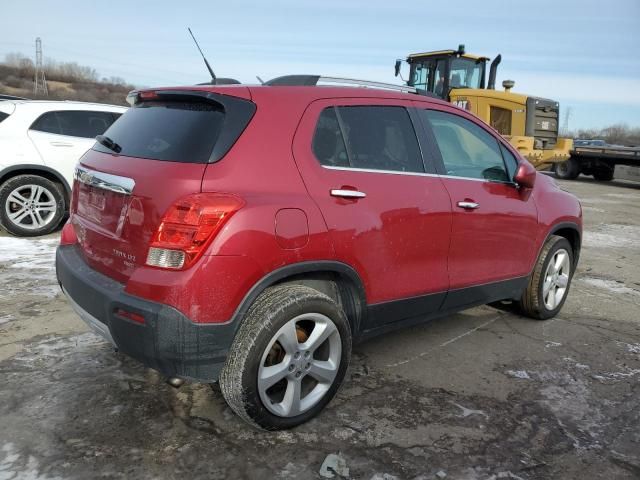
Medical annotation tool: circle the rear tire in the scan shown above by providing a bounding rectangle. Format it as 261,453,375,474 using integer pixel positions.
554,157,580,180
219,284,352,430
520,235,574,320
593,167,614,181
0,175,66,237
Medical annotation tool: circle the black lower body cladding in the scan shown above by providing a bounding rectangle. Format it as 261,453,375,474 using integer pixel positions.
55,245,236,382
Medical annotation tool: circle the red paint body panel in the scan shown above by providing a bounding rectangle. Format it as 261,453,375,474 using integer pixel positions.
72,152,206,283
64,85,582,326
438,176,539,289
292,98,452,303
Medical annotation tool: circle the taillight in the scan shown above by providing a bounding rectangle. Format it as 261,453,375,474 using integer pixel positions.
146,193,244,270
60,220,78,245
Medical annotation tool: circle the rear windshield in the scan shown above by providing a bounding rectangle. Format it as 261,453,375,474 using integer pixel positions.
93,100,224,163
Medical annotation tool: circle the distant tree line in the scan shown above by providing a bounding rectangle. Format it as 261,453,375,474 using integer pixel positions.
0,52,134,105
568,124,640,147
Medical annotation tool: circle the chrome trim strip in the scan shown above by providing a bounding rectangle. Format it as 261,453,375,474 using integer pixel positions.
330,189,367,199
323,165,436,178
74,166,135,195
322,165,513,184
62,287,117,346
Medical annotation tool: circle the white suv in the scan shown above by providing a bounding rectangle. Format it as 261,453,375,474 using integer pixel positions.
0,100,127,236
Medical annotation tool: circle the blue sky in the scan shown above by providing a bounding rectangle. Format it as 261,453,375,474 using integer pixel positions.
3,0,639,130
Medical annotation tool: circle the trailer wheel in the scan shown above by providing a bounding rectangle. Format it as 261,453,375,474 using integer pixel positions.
554,157,580,180
593,167,614,182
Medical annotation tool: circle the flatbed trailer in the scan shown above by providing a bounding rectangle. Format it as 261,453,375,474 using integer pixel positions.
554,144,640,181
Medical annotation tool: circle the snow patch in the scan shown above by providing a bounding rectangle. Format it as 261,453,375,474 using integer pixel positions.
580,277,640,296
616,342,640,354
0,236,58,269
0,442,63,480
506,370,530,379
582,224,640,248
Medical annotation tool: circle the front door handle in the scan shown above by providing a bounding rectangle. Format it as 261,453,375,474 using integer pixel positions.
50,141,73,147
331,189,366,199
457,201,479,210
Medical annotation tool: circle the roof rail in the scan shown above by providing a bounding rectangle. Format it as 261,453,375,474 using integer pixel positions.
264,75,417,93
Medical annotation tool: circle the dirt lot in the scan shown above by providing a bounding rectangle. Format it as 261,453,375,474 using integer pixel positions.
1,176,639,480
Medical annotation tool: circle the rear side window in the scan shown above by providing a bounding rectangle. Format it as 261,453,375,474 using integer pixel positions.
421,109,510,182
30,111,117,138
312,106,423,173
94,101,224,163
312,108,349,167
0,112,8,123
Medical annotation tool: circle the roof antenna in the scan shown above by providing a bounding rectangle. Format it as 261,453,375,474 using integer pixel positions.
188,27,216,84
256,75,265,85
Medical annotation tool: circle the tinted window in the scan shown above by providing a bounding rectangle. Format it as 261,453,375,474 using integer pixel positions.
31,110,116,138
312,108,349,167
31,111,61,134
94,101,224,163
421,109,510,182
336,106,423,173
0,112,9,123
500,143,519,180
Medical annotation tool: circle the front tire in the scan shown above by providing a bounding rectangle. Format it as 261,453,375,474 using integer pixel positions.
219,284,352,430
554,157,580,180
0,175,65,237
520,235,574,320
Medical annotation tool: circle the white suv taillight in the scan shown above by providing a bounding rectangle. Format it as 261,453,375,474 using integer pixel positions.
146,193,244,270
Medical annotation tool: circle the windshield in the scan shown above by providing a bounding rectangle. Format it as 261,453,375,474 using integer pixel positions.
449,57,484,89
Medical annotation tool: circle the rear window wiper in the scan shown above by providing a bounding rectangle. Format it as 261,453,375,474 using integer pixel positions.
95,135,122,154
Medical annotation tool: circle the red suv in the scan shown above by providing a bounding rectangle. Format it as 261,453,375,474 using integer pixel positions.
56,77,582,430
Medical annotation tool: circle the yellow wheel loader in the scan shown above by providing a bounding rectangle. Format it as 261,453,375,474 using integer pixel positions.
395,45,572,169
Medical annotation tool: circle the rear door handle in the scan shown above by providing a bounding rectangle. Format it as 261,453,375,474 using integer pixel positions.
330,189,366,199
457,201,479,210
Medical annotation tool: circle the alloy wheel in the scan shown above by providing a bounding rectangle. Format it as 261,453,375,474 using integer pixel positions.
542,248,571,310
4,184,57,230
258,313,341,417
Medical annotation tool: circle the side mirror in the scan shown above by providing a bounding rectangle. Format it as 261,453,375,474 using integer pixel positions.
514,162,536,188
394,59,402,77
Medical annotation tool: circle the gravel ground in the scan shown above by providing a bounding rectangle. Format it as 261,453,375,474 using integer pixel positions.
0,176,639,480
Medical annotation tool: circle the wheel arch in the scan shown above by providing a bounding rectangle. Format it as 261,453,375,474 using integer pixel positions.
547,222,581,269
0,164,72,207
229,261,368,337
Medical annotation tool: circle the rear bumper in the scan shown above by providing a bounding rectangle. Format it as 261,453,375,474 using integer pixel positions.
55,245,237,382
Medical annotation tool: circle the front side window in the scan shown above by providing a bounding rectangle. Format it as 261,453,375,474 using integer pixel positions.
500,143,519,180
312,106,423,173
449,58,483,89
30,110,116,138
421,109,510,182
410,62,431,91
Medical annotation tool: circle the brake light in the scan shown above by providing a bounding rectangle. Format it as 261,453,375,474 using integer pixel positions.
139,91,159,100
146,193,244,270
60,220,78,245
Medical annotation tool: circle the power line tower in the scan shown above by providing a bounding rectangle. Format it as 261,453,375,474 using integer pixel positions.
33,37,48,96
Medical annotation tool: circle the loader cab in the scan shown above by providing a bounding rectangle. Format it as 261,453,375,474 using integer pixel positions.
400,47,489,100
